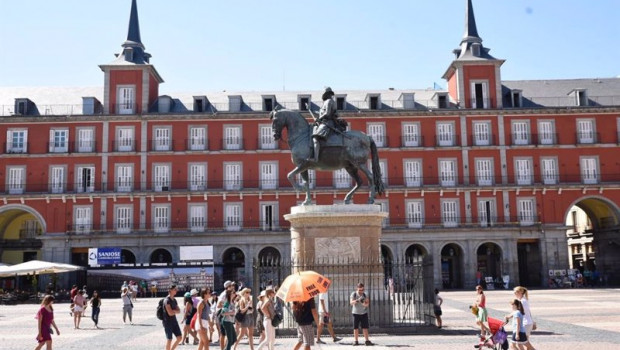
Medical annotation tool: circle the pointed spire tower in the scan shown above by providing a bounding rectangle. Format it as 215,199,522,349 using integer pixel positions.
99,0,163,114
442,0,504,109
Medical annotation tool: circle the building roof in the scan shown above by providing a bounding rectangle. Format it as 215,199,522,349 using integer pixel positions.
502,78,620,108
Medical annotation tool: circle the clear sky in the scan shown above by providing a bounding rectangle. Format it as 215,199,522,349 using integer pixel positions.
1,0,619,94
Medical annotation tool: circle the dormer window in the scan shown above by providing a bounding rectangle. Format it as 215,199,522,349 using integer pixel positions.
157,96,174,113
432,92,449,109
193,96,209,112
262,95,276,112
511,90,522,108
82,97,102,115
298,95,311,111
14,98,33,115
399,93,415,109
366,94,381,110
335,95,347,110
569,89,588,107
228,95,242,112
124,47,134,62
471,43,481,57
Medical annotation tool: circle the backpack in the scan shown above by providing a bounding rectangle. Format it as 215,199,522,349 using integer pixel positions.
156,298,166,320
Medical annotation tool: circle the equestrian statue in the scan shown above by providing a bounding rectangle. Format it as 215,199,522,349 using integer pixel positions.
270,87,385,206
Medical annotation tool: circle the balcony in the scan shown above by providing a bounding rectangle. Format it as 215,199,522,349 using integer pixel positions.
65,220,289,235
400,135,424,148
435,135,460,147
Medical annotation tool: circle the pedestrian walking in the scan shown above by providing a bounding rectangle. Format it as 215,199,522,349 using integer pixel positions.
350,282,373,346
434,289,443,329
162,284,182,350
474,285,490,338
121,287,133,325
69,284,78,316
255,291,266,345
256,288,276,350
195,288,213,350
151,283,158,298
513,286,536,350
90,290,101,329
505,299,527,350
218,289,237,350
217,281,236,350
316,291,341,343
293,297,319,350
233,287,255,350
182,291,198,345
73,290,86,329
35,295,60,350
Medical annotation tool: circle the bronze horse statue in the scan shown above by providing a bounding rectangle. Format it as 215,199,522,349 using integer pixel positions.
270,109,385,205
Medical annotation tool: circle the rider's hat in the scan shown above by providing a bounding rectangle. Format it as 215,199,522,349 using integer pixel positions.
322,87,335,100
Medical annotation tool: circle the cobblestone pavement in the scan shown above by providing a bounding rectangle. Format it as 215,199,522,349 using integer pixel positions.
1,288,619,350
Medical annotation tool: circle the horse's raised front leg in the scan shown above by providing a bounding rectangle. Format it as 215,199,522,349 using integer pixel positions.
343,166,362,204
287,164,312,205
358,163,376,204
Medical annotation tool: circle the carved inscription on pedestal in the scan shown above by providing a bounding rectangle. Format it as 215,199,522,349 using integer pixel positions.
315,237,361,262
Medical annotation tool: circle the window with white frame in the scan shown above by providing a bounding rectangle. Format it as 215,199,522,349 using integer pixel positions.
153,164,171,191
49,129,69,153
260,202,278,231
76,166,95,193
475,158,493,186
515,158,533,185
77,128,95,152
295,169,315,189
153,205,170,233
6,129,28,153
436,122,455,146
512,121,530,145
116,127,134,151
441,200,459,227
580,157,598,184
260,162,278,190
333,168,350,188
74,206,92,234
402,122,421,147
49,166,65,194
577,119,595,144
540,158,558,185
225,203,242,231
224,163,242,190
471,81,489,109
116,165,133,192
115,206,132,233
189,163,207,191
377,200,389,228
473,121,491,146
153,127,171,151
260,125,277,150
537,120,555,145
7,166,25,194
406,200,424,228
367,123,386,147
439,159,457,186
189,126,207,151
404,159,422,187
478,199,495,227
117,86,135,114
517,199,535,226
224,126,242,150
189,204,207,232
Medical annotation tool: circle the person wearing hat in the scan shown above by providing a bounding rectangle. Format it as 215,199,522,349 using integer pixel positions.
308,87,339,163
182,291,198,345
233,288,254,350
257,287,277,350
191,288,200,309
254,291,267,345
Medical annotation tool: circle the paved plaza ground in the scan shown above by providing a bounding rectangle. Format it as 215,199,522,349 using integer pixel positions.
1,288,619,350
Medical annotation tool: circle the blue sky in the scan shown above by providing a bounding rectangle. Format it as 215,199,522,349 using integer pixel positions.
1,0,619,93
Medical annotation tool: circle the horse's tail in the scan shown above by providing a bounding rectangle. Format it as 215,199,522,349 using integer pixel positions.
370,138,385,196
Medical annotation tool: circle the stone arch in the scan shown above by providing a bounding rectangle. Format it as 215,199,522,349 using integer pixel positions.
475,242,503,282
0,204,47,237
150,248,173,264
222,247,245,284
121,249,136,264
440,243,464,289
404,243,429,262
563,195,620,285
257,246,281,266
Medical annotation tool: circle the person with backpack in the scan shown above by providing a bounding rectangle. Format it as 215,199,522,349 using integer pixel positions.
161,284,182,350
292,297,319,350
350,282,373,346
182,291,198,345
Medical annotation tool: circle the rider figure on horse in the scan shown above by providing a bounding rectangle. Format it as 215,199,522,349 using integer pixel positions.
309,87,339,162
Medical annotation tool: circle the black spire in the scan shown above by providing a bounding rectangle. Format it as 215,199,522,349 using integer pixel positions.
452,0,494,60
126,0,142,46
113,0,151,64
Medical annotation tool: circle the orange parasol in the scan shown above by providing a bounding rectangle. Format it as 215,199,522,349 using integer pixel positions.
276,270,331,302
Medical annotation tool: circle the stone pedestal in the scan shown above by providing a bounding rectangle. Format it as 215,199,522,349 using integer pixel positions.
284,204,389,327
